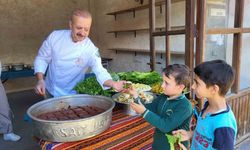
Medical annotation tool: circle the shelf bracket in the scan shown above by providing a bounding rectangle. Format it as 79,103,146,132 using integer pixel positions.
134,31,137,37
133,10,136,18
160,5,163,14
161,53,163,59
134,51,137,56
115,32,117,38
114,14,117,20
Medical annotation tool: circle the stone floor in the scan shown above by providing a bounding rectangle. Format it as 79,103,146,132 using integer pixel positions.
0,90,42,150
236,137,250,150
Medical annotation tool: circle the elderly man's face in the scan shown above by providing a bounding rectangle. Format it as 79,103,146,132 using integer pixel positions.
70,15,92,42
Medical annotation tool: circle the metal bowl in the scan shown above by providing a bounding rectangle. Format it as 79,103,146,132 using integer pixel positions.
12,63,24,71
27,94,115,142
112,93,137,116
114,102,138,116
112,92,155,116
1,64,11,71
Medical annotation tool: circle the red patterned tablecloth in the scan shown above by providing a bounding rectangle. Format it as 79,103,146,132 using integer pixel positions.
38,110,154,150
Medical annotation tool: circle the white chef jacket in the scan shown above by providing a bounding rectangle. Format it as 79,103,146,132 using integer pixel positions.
34,30,112,97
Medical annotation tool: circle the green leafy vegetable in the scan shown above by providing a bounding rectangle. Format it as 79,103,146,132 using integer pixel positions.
74,71,162,97
110,72,120,81
166,133,182,150
117,71,162,86
74,77,112,97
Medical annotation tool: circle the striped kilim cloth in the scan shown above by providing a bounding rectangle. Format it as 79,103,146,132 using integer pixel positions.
38,110,155,150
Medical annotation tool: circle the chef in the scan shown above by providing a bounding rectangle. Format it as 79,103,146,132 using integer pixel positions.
34,9,125,98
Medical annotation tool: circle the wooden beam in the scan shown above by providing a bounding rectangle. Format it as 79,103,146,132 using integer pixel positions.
242,28,250,33
106,26,185,33
106,2,158,16
149,0,156,71
185,0,195,70
207,28,242,34
185,0,195,100
232,0,244,93
165,0,171,66
152,29,186,36
107,48,185,55
196,0,206,65
106,0,185,16
207,28,250,34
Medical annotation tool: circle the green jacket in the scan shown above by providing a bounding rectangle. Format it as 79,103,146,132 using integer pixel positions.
138,94,193,150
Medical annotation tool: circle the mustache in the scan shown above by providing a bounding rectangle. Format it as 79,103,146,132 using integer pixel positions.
76,33,84,37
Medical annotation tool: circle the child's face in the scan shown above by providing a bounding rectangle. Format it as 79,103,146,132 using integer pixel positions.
161,74,184,97
191,75,210,99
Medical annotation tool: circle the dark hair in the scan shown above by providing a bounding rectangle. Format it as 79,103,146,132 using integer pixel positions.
194,59,235,96
162,64,190,88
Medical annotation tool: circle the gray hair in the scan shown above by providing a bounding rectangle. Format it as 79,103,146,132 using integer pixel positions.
71,9,92,20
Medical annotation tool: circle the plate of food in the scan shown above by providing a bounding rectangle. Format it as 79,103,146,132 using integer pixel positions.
123,82,152,92
112,92,155,104
132,83,152,92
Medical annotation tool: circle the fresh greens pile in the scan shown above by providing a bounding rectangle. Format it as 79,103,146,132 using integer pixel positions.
110,72,120,81
74,71,162,97
74,76,112,97
117,71,162,86
166,134,182,150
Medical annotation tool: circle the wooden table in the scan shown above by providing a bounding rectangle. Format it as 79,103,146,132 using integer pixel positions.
37,110,154,150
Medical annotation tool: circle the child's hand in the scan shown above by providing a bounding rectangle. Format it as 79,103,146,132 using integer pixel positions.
130,101,146,114
172,129,193,141
178,142,187,150
122,82,138,98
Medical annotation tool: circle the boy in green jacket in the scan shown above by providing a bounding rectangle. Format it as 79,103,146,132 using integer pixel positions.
128,64,193,150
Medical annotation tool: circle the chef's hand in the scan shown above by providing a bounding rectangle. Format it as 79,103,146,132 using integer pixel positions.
130,101,146,114
34,79,46,96
104,79,126,92
112,80,127,92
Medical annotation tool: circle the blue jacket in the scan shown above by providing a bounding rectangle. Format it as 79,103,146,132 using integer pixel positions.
191,101,237,150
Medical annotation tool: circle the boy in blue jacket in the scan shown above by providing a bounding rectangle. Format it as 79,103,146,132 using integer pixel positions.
173,60,237,150
128,64,193,150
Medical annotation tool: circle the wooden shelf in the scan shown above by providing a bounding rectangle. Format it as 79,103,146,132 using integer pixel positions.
106,1,164,16
107,48,184,56
107,26,185,37
106,0,184,19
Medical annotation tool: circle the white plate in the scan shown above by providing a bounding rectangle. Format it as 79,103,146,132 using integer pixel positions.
112,92,155,104
132,83,152,92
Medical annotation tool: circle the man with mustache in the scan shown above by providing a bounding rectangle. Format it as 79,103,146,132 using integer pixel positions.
34,9,125,98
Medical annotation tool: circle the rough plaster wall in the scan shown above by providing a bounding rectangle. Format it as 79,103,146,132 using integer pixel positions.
0,0,90,65
93,0,185,72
